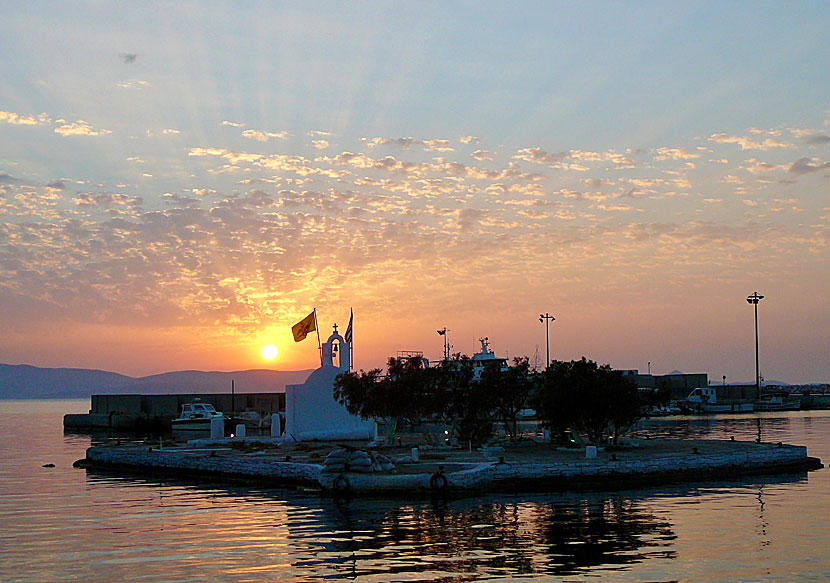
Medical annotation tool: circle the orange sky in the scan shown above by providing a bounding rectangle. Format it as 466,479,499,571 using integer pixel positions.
0,4,828,383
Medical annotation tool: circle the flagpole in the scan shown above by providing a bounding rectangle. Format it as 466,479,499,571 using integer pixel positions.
313,308,322,367
350,308,354,370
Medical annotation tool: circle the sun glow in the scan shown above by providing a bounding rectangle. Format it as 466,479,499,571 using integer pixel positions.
261,344,278,360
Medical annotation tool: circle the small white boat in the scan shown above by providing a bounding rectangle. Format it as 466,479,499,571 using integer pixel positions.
172,402,223,431
685,387,754,413
232,410,271,431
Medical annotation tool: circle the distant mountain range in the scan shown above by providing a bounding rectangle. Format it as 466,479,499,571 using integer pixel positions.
0,363,315,399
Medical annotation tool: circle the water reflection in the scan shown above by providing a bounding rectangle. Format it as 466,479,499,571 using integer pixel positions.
81,468,679,580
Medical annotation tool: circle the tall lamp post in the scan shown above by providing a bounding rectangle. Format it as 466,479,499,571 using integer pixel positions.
746,291,764,401
539,313,555,369
437,327,450,361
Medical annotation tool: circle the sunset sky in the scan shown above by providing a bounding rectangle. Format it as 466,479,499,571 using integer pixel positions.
1,3,828,383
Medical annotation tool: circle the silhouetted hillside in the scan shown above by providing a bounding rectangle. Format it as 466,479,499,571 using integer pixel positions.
0,364,314,399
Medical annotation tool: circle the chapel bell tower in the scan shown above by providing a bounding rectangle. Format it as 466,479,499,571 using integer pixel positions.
321,324,351,372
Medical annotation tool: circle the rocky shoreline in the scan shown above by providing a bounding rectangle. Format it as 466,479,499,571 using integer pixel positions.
76,437,823,498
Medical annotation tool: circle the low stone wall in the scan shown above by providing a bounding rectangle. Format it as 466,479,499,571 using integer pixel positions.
86,446,322,486
448,443,809,491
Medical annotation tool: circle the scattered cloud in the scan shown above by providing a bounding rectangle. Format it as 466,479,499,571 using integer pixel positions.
423,139,454,152
513,147,569,165
242,129,289,142
470,149,492,161
119,53,137,64
365,137,418,149
222,121,245,127
788,157,830,175
654,147,700,161
459,136,479,145
162,128,180,135
311,139,329,150
708,133,790,150
54,121,112,137
802,134,830,145
514,148,634,169
743,159,787,174
0,110,50,125
0,172,21,183
117,79,149,89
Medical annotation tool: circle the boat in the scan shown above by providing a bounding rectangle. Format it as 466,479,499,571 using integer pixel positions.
648,404,683,417
685,387,754,413
754,393,802,411
171,402,224,431
231,410,272,431
470,337,509,380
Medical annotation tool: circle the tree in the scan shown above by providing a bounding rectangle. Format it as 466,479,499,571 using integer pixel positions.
333,355,444,438
532,357,643,445
439,355,494,445
478,357,536,441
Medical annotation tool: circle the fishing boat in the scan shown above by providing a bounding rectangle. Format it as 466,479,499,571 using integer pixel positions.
685,387,754,413
171,402,224,431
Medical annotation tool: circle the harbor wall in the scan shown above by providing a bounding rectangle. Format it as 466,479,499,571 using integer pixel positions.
64,393,286,430
82,440,814,496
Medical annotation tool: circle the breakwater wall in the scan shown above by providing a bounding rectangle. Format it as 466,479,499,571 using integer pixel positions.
64,393,285,430
82,440,819,497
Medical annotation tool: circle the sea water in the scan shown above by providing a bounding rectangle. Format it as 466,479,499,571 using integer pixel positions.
1,399,829,582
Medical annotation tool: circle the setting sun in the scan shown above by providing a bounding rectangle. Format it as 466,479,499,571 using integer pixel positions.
261,344,278,360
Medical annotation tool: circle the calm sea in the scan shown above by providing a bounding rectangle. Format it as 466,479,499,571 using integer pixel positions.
1,400,829,583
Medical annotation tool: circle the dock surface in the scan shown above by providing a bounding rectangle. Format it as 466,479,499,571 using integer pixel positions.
79,437,822,497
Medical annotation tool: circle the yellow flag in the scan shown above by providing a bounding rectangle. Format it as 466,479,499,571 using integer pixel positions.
292,311,316,342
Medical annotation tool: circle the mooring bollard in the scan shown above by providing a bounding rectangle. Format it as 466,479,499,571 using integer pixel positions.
210,416,223,439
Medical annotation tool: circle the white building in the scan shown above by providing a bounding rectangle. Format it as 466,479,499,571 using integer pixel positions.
282,326,377,442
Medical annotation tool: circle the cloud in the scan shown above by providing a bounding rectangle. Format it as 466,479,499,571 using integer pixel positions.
513,147,569,165
311,139,329,150
73,192,142,207
54,121,112,137
222,121,245,127
654,147,700,161
788,157,830,175
365,137,418,149
117,79,149,89
0,110,50,125
0,173,21,183
514,147,634,170
46,180,66,190
308,130,332,137
802,134,830,145
162,128,180,135
423,139,454,152
119,53,137,64
459,136,479,145
242,129,289,142
743,159,787,174
470,149,492,161
708,133,790,150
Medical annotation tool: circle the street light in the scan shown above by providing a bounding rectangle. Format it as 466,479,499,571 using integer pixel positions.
539,313,555,369
746,291,764,401
437,327,450,361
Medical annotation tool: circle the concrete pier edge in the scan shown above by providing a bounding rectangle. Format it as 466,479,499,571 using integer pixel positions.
77,439,823,498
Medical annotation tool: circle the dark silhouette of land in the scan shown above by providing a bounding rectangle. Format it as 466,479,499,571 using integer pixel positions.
0,363,313,399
